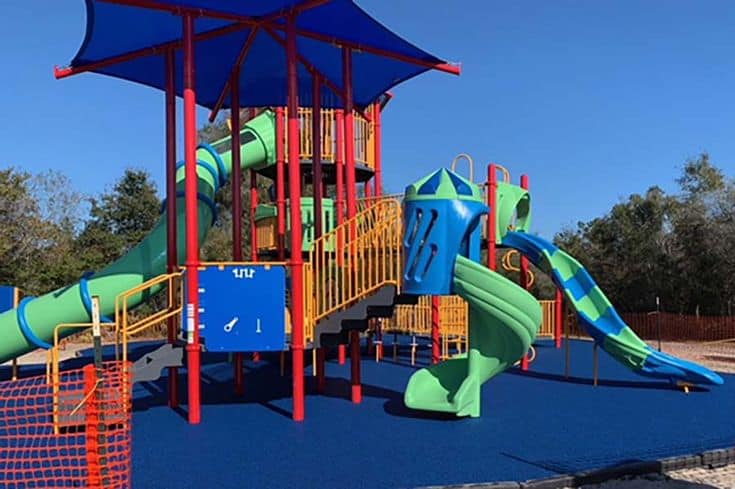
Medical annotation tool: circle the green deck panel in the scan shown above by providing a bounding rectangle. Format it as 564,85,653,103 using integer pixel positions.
404,255,541,417
0,111,276,364
255,198,336,252
494,182,531,242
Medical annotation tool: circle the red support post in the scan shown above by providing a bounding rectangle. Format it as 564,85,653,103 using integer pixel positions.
164,49,179,409
335,110,346,224
312,73,326,393
487,164,498,271
276,107,286,261
251,168,261,364
343,49,357,221
350,330,362,403
373,102,383,197
182,13,201,425
250,176,258,261
431,296,441,364
555,288,564,348
286,15,306,422
343,47,361,403
335,109,346,365
519,174,530,371
230,68,245,396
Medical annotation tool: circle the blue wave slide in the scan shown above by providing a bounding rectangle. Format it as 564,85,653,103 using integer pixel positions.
502,231,723,386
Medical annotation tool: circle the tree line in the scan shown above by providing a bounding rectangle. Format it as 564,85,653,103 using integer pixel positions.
0,114,263,297
2,112,732,318
553,154,734,316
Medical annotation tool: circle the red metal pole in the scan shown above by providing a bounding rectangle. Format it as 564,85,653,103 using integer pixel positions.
250,169,261,364
343,49,357,222
555,289,564,348
343,47,361,404
487,164,497,271
431,296,441,364
182,13,201,425
313,74,326,393
286,14,306,422
335,109,346,365
364,181,373,199
373,102,383,197
230,68,246,396
164,50,179,409
519,174,530,371
276,107,286,261
250,169,258,260
335,110,346,224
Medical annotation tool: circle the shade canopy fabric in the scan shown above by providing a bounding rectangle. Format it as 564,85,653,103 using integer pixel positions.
61,0,458,109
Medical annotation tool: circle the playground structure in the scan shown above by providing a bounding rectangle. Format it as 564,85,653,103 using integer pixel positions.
0,1,727,487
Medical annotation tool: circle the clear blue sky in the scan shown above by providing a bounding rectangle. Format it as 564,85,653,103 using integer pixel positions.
2,1,734,238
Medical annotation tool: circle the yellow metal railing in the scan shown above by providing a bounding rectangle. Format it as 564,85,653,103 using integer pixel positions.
287,106,376,169
539,299,556,337
502,249,535,288
356,193,403,213
47,322,115,433
384,296,558,341
306,198,402,334
115,272,184,365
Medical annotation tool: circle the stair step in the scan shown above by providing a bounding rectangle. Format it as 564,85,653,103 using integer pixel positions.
132,344,183,383
366,305,394,318
394,294,420,305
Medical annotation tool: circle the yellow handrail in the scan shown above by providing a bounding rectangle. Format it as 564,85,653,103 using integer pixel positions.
451,153,474,182
115,271,184,365
47,322,115,433
501,249,535,288
356,193,403,213
306,198,403,335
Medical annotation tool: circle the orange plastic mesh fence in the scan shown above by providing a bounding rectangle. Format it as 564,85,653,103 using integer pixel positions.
0,361,132,488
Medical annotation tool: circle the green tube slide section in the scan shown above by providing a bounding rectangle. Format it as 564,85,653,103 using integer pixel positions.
0,111,276,365
404,255,541,417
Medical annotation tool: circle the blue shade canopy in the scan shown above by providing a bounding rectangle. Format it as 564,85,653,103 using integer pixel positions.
60,0,459,110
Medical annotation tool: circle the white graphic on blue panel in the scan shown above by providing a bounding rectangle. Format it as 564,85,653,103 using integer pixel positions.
224,316,239,333
255,318,262,334
232,267,256,279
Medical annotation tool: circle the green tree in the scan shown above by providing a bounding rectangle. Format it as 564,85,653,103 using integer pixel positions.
553,153,734,315
76,169,160,270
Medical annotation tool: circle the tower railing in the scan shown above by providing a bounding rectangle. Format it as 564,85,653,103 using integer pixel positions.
287,106,376,169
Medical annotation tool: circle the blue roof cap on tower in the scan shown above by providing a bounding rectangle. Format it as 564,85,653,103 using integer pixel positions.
58,0,460,110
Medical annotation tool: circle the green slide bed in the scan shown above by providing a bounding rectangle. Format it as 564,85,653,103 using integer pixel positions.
404,255,541,417
0,111,276,364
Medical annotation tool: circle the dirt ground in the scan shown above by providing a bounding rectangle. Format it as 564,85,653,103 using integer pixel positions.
570,465,735,488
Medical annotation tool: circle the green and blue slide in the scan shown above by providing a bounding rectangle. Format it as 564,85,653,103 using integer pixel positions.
502,231,723,386
0,111,276,365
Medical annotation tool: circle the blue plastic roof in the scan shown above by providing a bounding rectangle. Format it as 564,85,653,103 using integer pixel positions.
63,0,456,109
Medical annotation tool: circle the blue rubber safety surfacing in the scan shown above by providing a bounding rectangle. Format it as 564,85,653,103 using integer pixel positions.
2,339,734,488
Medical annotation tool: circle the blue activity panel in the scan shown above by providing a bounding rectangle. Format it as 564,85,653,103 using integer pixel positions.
0,286,16,313
198,265,287,352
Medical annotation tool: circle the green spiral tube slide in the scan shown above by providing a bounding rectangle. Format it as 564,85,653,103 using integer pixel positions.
0,111,276,365
404,255,541,417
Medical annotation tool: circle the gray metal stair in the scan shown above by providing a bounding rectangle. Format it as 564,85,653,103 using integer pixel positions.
132,343,183,383
314,285,400,348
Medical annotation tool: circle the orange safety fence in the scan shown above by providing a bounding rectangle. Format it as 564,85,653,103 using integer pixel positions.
0,361,132,488
620,312,735,343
